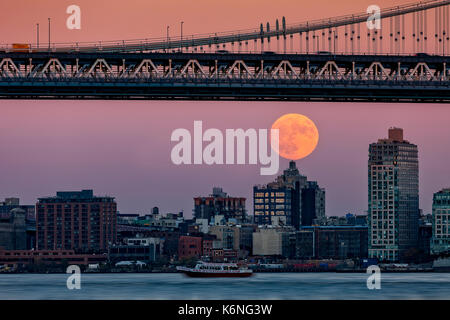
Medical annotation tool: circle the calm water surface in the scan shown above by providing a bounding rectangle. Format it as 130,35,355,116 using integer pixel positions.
0,273,449,300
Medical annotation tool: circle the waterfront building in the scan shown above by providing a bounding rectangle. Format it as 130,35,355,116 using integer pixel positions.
0,248,107,268
36,189,117,253
431,188,450,255
208,225,236,250
211,248,238,262
207,223,256,257
0,208,26,250
295,226,368,259
295,229,315,259
252,226,296,257
194,187,246,223
236,224,256,253
0,198,36,249
368,128,419,262
108,237,163,263
178,235,202,259
253,228,283,256
201,234,217,258
0,197,35,220
418,224,432,256
253,161,325,229
301,181,326,226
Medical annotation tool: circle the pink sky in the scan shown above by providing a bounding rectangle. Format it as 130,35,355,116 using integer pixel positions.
1,0,416,44
0,100,449,216
1,1,449,217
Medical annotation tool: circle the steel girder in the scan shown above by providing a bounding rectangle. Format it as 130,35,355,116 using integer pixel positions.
0,52,449,101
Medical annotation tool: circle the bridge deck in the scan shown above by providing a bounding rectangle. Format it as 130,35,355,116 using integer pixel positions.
1,52,449,102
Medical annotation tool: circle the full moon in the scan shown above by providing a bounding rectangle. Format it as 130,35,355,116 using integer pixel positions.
271,113,319,160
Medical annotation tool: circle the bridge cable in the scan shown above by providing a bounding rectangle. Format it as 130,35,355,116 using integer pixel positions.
335,27,338,53
306,29,310,54
445,6,450,52
357,21,361,54
351,22,355,54
423,11,428,53
389,16,392,54
299,31,303,53
440,6,443,54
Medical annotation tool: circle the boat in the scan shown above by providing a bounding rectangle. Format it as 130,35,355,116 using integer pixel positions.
177,262,253,278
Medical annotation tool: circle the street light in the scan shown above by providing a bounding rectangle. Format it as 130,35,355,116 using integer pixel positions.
166,26,170,52
48,18,51,51
36,23,39,49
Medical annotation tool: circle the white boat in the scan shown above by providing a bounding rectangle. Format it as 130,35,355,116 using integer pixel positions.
177,262,253,278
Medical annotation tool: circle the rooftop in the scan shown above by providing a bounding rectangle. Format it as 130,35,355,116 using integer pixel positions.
38,189,114,202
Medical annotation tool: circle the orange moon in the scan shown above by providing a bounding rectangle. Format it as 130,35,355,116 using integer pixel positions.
271,113,319,160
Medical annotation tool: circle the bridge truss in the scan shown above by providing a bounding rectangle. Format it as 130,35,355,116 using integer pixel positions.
1,52,449,101
1,0,450,101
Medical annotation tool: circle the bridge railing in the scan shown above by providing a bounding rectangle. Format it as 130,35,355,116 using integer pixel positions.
0,54,448,82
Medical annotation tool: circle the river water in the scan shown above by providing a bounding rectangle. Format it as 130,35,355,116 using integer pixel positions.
0,273,449,300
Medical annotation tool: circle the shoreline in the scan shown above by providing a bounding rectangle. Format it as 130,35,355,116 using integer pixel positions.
0,269,448,274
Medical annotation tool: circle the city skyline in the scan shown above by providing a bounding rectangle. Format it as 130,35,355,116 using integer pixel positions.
0,0,449,306
1,100,449,217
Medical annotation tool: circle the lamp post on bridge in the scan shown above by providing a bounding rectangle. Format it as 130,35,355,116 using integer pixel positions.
167,25,170,52
180,21,184,52
48,18,51,51
36,23,39,49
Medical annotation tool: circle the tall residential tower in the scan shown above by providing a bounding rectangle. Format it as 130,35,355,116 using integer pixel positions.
368,128,419,262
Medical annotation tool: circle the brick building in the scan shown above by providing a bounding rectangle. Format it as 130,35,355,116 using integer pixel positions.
36,190,117,253
0,248,107,268
178,235,202,259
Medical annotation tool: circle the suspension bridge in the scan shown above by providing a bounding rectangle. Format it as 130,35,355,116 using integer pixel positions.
1,0,450,101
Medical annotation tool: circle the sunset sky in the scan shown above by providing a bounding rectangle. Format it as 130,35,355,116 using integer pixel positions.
0,0,419,45
1,1,449,217
1,100,449,217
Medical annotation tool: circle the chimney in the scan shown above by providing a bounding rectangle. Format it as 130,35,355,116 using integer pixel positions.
388,127,403,142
